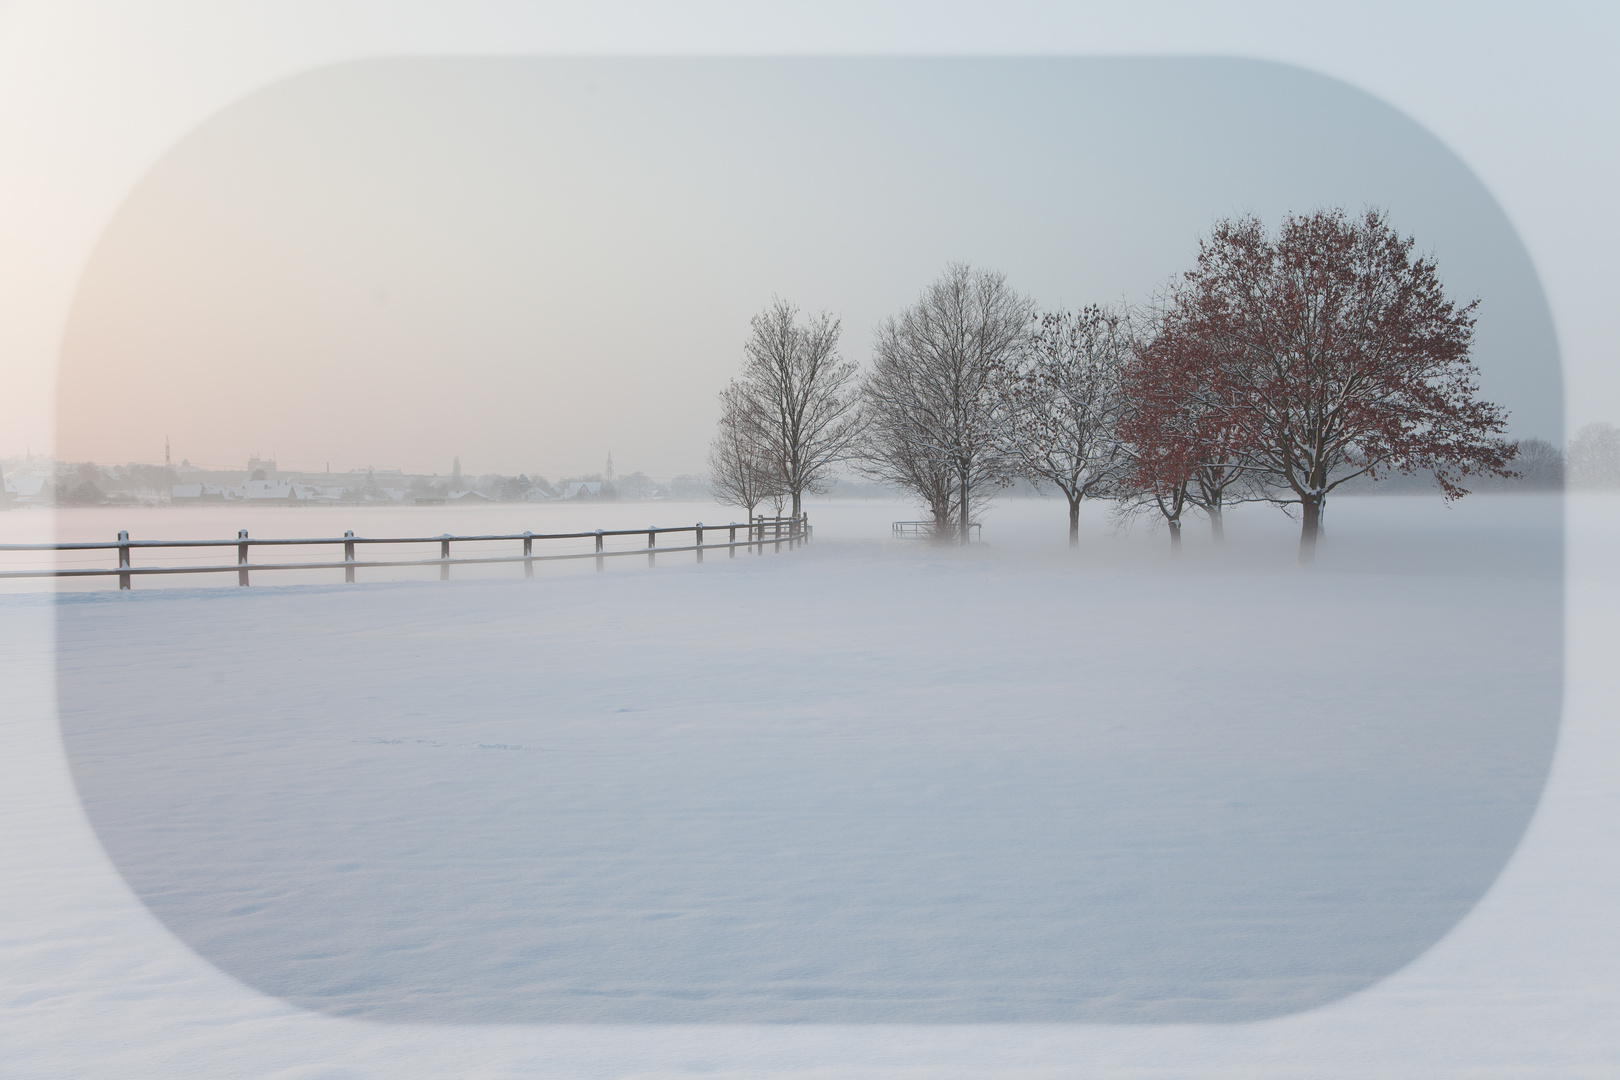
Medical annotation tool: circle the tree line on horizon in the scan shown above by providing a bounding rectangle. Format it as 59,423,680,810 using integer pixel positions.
709,207,1576,563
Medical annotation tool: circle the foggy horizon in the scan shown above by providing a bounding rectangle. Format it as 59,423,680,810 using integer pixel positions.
48,57,1560,477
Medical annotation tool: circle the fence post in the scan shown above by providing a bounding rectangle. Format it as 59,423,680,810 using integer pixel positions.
237,530,250,586
440,535,450,580
696,523,704,564
344,530,355,583
117,531,131,590
729,523,736,558
523,532,534,578
647,526,656,568
774,516,782,553
595,529,604,572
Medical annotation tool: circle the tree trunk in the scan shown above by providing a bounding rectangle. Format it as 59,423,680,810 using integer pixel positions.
1208,502,1224,544
791,487,801,518
1169,516,1182,557
930,493,952,542
959,472,970,546
1298,493,1323,564
1067,493,1081,548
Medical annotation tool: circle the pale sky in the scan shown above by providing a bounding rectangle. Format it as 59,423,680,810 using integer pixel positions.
50,57,1561,477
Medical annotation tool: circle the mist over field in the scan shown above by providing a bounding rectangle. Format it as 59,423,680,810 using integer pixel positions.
7,492,1557,1023
0,490,1565,585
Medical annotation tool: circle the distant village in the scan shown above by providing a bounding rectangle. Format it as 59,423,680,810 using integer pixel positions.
1,428,1600,513
0,452,714,509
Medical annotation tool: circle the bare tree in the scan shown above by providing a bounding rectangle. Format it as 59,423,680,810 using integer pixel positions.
858,361,961,536
1567,422,1620,488
989,306,1132,547
1510,437,1564,490
732,299,864,517
708,382,784,520
862,264,1030,544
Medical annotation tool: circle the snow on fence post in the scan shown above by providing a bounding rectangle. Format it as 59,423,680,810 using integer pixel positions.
237,530,249,587
595,529,604,572
117,531,131,590
439,535,450,581
344,530,355,583
696,523,704,564
647,526,657,568
522,532,534,578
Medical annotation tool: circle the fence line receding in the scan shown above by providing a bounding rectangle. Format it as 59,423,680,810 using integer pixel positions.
0,515,810,589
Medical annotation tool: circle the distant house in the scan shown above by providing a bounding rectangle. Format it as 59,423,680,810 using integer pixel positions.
520,486,552,502
560,481,603,500
7,474,50,503
238,480,293,503
221,480,317,505
448,489,493,502
170,483,226,502
293,483,346,503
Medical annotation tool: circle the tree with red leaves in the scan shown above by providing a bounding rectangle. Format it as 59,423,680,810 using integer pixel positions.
1129,208,1516,562
1120,323,1253,549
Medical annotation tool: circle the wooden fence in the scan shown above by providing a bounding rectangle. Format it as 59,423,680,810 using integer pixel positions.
891,520,982,542
0,514,809,589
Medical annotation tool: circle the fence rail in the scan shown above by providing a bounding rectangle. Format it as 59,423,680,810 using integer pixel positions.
0,515,810,589
892,520,982,542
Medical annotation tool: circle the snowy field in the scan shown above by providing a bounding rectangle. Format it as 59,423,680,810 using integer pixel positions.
5,494,1619,1075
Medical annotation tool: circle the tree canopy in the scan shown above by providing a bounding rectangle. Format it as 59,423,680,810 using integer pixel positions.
1128,209,1515,561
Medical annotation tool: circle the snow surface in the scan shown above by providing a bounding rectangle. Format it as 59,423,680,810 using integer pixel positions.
4,494,1617,1076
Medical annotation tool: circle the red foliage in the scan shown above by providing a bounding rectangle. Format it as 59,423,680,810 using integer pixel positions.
1124,209,1516,560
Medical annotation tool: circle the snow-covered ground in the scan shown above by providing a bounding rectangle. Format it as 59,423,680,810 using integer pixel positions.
4,493,1617,1076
